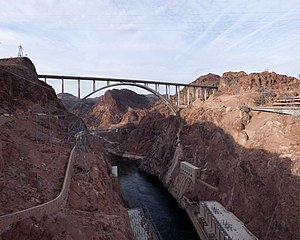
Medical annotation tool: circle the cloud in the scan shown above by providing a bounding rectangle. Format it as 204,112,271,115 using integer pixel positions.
224,11,293,52
0,0,299,94
173,3,233,61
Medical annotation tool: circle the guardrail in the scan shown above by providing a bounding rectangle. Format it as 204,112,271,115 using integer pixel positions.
0,143,78,234
248,106,300,116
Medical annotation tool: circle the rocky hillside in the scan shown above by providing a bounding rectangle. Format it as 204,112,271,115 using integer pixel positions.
0,57,64,113
61,89,157,130
57,92,102,115
0,57,133,239
57,93,80,109
218,71,300,104
118,71,300,240
171,73,221,106
192,73,221,87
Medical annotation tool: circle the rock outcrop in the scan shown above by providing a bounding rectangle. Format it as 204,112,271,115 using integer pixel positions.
71,88,156,130
218,71,300,102
118,71,300,240
192,73,221,87
0,57,133,239
0,57,64,113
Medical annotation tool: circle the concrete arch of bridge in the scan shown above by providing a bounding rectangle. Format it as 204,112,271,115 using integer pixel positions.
71,83,177,115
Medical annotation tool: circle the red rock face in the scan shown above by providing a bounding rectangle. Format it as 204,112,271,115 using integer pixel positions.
171,73,221,106
219,71,300,99
118,71,300,240
192,73,221,87
2,140,133,240
101,89,151,112
0,57,64,113
0,57,133,239
65,88,156,130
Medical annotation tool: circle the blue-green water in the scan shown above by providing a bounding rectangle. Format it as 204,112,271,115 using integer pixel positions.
113,157,199,240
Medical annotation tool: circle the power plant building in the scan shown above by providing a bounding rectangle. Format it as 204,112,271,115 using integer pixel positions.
180,161,200,183
197,201,258,240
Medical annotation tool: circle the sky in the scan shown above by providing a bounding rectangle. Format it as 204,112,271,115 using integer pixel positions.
0,0,300,96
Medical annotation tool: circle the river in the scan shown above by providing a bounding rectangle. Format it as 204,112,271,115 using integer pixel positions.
112,157,199,240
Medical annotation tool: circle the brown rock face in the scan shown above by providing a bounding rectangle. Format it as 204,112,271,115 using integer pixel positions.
57,93,79,109
192,73,221,87
0,57,133,239
0,57,64,113
118,71,300,240
75,89,155,130
102,89,151,112
2,140,133,240
0,57,73,214
219,71,300,100
172,73,221,106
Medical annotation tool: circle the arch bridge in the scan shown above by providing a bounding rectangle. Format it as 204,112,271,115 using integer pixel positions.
38,74,218,108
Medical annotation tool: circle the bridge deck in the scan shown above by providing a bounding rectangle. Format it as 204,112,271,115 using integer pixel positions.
38,74,218,89
39,74,218,108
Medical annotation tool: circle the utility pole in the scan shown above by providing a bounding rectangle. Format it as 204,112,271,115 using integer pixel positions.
18,44,24,57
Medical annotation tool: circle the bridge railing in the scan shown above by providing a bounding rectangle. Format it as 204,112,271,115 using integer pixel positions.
0,143,77,234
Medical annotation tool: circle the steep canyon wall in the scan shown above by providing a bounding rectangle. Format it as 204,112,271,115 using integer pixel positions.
123,72,300,240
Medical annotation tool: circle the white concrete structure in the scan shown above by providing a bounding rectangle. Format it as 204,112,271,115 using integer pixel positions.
198,201,258,240
0,113,13,117
180,161,200,183
111,166,118,177
128,208,161,240
128,208,151,240
250,106,300,116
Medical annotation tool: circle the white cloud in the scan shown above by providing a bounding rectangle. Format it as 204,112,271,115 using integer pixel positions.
0,0,300,96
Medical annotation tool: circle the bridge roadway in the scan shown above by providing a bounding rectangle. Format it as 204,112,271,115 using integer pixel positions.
38,74,218,106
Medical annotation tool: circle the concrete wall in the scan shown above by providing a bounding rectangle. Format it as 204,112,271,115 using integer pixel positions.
0,143,78,234
180,161,200,183
250,107,300,116
107,148,145,161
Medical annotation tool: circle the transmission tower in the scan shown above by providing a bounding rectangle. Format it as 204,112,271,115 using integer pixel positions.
18,44,24,57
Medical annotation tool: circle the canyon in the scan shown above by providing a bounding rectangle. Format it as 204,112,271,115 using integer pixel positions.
0,57,299,240
80,71,300,240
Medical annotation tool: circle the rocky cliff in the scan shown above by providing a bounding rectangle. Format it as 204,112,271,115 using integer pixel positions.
120,71,300,240
0,57,64,113
60,89,156,131
86,89,152,129
0,57,133,239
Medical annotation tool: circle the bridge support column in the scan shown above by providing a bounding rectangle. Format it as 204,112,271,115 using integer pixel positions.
176,85,180,106
107,80,110,86
203,88,207,101
166,85,169,100
155,84,158,92
187,87,190,105
78,79,80,99
167,85,170,100
93,80,96,92
183,88,186,105
44,77,47,83
62,78,64,98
